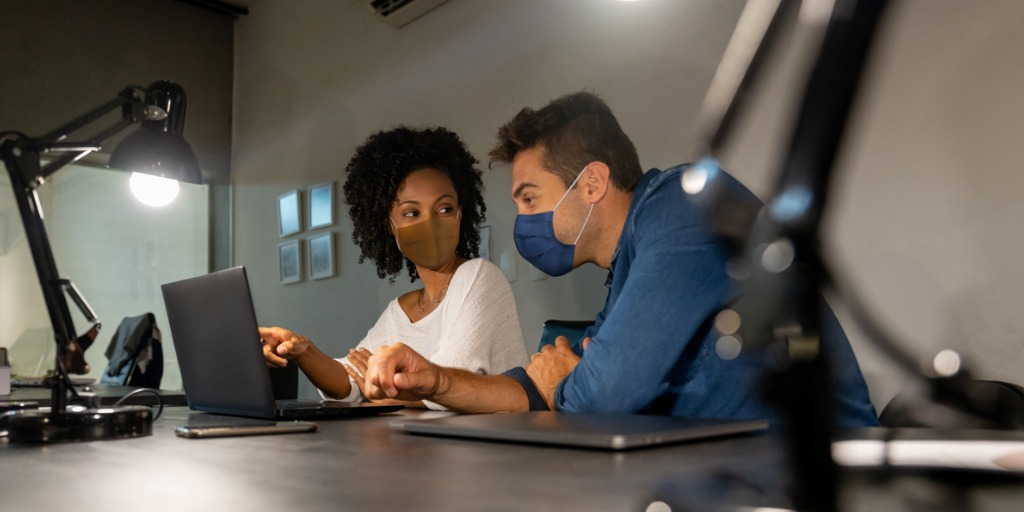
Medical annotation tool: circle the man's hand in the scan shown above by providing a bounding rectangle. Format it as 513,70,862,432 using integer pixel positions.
259,326,312,368
526,336,582,410
345,347,423,407
364,343,444,401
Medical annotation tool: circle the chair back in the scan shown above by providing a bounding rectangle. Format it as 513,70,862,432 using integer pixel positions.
539,319,595,354
879,379,1024,431
100,313,163,388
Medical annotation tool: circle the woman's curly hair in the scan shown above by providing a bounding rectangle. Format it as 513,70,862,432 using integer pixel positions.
342,126,486,283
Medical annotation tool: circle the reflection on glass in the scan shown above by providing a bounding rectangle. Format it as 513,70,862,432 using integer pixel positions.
278,190,301,237
309,182,333,229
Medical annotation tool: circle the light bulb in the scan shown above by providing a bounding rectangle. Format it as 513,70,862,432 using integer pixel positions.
129,172,180,207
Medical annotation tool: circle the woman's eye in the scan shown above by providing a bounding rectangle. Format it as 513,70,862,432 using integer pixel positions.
403,210,418,218
438,206,453,214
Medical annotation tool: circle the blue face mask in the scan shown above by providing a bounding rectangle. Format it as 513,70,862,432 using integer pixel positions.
513,166,595,277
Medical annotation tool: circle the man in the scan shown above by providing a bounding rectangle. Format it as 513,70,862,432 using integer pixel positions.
363,91,878,426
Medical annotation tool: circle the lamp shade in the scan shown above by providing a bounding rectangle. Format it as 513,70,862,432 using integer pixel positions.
108,80,202,184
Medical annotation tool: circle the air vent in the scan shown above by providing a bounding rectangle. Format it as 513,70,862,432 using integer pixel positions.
366,0,449,28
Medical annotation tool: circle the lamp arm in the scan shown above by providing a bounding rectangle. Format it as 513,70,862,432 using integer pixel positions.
60,278,100,325
15,86,147,183
38,116,135,179
688,0,791,156
0,85,147,413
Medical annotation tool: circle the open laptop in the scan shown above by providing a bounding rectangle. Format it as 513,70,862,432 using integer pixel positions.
391,412,768,450
161,266,402,420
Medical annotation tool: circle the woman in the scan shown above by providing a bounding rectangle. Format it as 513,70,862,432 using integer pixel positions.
260,127,527,409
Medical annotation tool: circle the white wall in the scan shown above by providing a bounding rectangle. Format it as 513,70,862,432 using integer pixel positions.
232,0,1024,407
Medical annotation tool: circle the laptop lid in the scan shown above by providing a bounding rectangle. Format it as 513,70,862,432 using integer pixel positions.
162,267,282,419
391,412,768,450
162,267,402,420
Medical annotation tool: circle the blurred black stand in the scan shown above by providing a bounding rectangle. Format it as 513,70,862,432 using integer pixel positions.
737,1,890,509
684,0,889,510
686,0,1024,509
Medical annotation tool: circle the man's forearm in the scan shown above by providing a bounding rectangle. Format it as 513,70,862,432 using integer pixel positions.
432,369,530,413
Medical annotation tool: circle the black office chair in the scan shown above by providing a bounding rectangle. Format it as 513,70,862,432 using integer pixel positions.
269,361,298,400
538,319,595,354
878,379,1024,431
100,313,163,388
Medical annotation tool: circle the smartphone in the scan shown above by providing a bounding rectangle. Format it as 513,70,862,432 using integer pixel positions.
175,420,317,439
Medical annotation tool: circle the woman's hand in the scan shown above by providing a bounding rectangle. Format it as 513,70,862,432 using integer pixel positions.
259,326,312,368
343,347,373,398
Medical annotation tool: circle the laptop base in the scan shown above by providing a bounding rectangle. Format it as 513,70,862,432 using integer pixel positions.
276,400,404,419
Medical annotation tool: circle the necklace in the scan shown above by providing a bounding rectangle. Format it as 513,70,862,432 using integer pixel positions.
417,274,454,312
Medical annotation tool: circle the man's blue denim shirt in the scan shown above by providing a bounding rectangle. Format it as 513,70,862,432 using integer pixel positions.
508,165,879,427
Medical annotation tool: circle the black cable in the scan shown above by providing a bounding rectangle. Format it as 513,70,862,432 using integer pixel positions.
112,388,165,421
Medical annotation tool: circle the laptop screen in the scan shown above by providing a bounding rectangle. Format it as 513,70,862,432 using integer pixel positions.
162,267,278,418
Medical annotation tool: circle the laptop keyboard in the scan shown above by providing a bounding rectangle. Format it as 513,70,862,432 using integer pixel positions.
277,400,360,410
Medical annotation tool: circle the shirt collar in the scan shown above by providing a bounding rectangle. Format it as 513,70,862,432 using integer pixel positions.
608,168,662,272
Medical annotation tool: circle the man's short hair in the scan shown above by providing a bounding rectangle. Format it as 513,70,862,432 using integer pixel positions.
489,91,644,192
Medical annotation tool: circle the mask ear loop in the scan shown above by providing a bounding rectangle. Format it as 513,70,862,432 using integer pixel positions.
573,203,595,245
389,216,403,252
554,165,594,245
553,165,590,211
446,207,463,254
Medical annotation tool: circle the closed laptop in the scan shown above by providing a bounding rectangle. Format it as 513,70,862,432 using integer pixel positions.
391,411,767,450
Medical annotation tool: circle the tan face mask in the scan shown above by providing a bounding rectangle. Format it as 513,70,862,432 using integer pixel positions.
391,210,461,270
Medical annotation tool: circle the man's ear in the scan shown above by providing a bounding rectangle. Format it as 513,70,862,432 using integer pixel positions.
581,162,611,204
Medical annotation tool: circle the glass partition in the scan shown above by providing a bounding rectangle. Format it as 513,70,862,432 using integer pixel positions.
0,162,209,391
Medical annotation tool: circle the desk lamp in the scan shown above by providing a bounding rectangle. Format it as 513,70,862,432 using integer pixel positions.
0,80,202,443
682,1,888,510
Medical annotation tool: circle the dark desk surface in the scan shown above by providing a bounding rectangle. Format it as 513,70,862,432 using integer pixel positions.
2,407,1023,512
1,383,187,407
